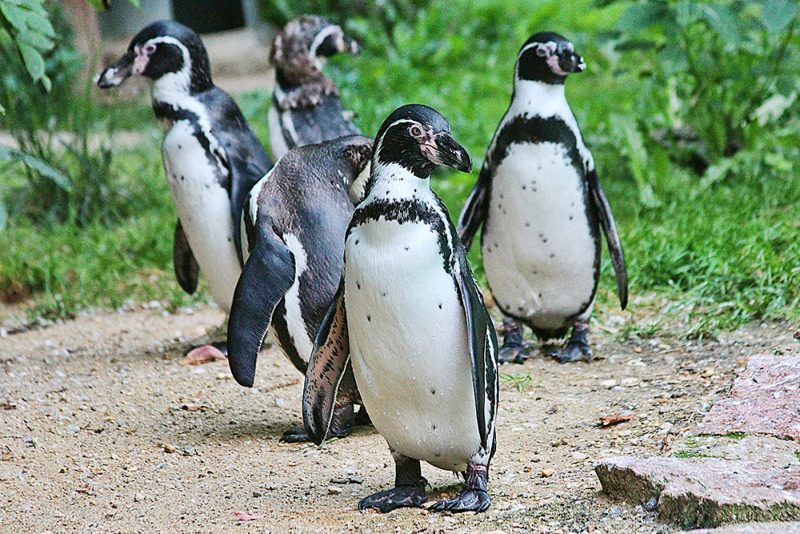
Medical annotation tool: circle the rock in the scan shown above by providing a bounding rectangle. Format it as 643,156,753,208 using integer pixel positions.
693,354,800,441
541,468,555,477
164,444,177,453
600,379,617,389
596,456,800,528
688,523,800,533
328,486,342,495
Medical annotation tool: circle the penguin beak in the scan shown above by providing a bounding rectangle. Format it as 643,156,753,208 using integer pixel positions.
96,51,135,88
559,50,586,74
343,34,361,55
423,133,473,173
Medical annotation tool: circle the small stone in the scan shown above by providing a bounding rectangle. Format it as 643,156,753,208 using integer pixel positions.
644,497,657,511
541,468,556,477
328,486,342,495
600,379,617,389
181,446,199,456
134,492,146,502
572,452,588,461
523,464,532,473
164,444,177,453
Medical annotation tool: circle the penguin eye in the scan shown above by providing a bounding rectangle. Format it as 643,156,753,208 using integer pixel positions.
144,42,157,55
535,46,547,57
409,125,422,137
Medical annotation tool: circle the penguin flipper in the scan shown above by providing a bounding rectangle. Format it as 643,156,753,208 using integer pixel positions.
302,280,355,445
227,222,295,388
227,150,272,268
173,219,199,294
587,168,629,309
456,163,491,251
454,243,499,451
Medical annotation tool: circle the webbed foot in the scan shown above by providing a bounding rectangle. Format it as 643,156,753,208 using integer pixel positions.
548,321,592,363
281,404,354,443
183,342,227,364
430,461,490,513
430,488,490,513
497,319,530,364
358,485,427,513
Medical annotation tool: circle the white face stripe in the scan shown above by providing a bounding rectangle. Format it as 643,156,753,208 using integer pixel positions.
309,24,340,59
518,40,557,59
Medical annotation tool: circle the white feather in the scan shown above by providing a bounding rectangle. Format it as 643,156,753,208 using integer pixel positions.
345,183,481,472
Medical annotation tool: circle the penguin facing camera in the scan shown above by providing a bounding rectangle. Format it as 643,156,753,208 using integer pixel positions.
457,32,628,365
304,105,499,513
228,135,373,442
97,21,274,360
268,15,362,159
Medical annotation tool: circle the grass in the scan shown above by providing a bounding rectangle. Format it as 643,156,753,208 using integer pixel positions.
1,0,799,335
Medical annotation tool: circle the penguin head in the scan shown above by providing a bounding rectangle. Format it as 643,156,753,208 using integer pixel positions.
516,32,585,85
373,104,472,179
271,16,360,80
96,21,212,94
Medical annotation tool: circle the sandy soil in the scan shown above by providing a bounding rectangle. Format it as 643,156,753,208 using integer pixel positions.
0,302,795,534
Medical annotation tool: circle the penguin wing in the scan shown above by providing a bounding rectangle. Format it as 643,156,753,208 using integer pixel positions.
223,131,273,268
173,219,199,294
456,162,492,251
587,168,629,309
227,220,295,387
454,242,499,451
203,88,274,268
302,279,357,445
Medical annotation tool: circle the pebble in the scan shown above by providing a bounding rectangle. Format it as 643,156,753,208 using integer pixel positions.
572,452,588,461
541,468,556,477
327,486,342,495
164,444,177,453
600,379,617,389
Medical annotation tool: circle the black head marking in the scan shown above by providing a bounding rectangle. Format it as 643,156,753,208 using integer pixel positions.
516,31,585,85
372,104,472,179
97,20,212,93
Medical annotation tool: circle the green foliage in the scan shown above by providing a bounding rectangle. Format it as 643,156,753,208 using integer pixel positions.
0,3,124,227
0,0,56,105
597,0,799,200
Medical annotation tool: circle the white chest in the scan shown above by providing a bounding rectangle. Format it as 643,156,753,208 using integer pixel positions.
162,122,241,312
267,104,292,161
344,216,480,471
482,141,597,328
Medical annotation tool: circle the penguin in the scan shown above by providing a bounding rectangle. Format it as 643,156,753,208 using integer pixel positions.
303,105,499,513
457,32,628,364
268,15,362,159
97,21,273,358
228,135,373,442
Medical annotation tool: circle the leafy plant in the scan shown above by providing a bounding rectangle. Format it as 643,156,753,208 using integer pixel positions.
599,0,799,187
0,0,56,112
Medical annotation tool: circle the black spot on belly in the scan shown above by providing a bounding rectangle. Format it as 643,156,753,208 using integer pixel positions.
550,253,555,258
522,185,526,190
227,237,232,242
180,175,185,181
177,144,182,150
367,315,371,322
434,452,441,458
404,246,409,251
382,292,386,298
499,193,504,199
431,388,436,395
357,281,361,290
525,222,531,227
431,423,437,430
438,303,442,309
569,215,574,220
355,239,359,245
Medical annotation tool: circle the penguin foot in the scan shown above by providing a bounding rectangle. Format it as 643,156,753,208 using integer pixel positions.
182,342,228,365
497,319,530,364
498,342,532,365
549,321,592,363
280,404,355,443
549,340,592,363
358,485,427,513
430,488,490,513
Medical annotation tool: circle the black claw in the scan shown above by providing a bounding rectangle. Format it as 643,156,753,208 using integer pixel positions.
358,485,428,513
280,423,352,443
430,489,491,513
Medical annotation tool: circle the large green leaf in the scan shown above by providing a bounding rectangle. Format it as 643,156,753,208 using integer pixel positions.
0,145,71,192
762,0,798,33
701,4,741,46
17,42,46,81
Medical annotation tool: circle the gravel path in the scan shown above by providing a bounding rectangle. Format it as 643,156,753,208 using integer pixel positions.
0,303,794,533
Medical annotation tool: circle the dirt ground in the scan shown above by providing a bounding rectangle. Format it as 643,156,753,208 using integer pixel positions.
0,301,796,534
